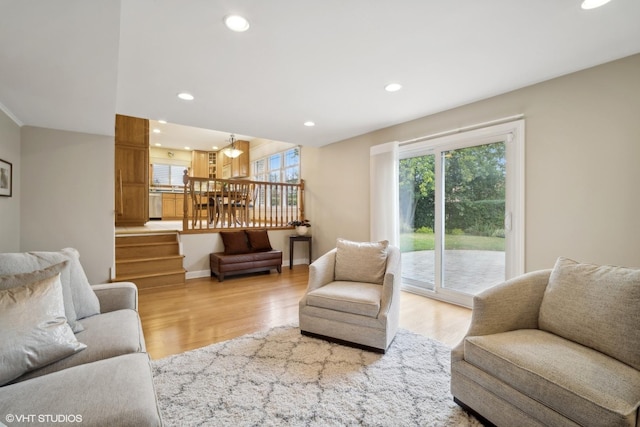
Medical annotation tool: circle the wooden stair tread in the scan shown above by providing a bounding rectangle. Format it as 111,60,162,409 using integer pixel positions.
116,255,184,264
115,230,178,236
114,269,186,281
116,241,177,248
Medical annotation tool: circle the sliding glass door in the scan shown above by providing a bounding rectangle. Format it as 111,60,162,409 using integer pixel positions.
399,121,523,307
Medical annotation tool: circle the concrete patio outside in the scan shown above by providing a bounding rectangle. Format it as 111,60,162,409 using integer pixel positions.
401,250,505,295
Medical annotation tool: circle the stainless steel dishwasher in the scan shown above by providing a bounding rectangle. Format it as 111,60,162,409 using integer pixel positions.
149,192,163,219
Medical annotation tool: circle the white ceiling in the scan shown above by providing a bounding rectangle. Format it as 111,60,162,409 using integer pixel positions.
1,0,640,148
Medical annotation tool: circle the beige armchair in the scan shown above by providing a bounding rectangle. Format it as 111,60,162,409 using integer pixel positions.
298,239,401,353
451,257,640,427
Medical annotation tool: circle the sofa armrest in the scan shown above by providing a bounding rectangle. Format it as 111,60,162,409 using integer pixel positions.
92,282,139,313
452,269,551,362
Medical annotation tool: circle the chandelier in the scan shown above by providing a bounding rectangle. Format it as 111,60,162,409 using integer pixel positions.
221,134,243,159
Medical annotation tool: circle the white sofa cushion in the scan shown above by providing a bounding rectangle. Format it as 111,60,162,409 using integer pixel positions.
0,353,163,427
0,271,86,385
60,248,101,319
14,308,145,382
539,257,640,370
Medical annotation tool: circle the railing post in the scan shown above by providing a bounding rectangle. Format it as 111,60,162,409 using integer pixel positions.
182,170,190,231
299,179,305,221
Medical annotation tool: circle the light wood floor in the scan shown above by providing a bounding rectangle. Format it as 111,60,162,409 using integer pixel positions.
138,265,472,360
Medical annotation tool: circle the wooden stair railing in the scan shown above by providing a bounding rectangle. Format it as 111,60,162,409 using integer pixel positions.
181,177,305,233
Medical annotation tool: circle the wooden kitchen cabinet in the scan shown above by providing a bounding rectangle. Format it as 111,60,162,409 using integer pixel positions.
218,140,250,178
208,151,217,178
115,114,149,226
191,150,209,178
162,193,192,219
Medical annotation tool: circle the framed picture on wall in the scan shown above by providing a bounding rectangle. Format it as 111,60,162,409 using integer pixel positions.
0,158,12,197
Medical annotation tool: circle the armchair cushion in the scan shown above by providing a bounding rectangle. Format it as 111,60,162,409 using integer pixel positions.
539,257,640,370
334,238,389,285
464,329,640,427
307,281,382,317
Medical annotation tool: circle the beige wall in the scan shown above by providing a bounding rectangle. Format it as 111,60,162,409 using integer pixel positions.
0,108,21,252
5,54,639,282
308,53,640,271
20,126,115,284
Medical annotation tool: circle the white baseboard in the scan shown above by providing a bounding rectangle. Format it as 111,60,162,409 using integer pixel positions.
186,270,212,280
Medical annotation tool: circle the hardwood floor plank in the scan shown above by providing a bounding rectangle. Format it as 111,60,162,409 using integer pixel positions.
138,265,472,359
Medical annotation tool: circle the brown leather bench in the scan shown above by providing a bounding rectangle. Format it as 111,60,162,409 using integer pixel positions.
210,230,282,282
210,250,282,282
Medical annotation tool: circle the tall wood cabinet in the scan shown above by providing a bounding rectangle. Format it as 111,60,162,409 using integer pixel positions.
219,140,250,178
191,150,209,178
208,151,217,178
115,114,149,226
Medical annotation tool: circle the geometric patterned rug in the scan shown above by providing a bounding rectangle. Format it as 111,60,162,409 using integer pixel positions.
152,325,481,426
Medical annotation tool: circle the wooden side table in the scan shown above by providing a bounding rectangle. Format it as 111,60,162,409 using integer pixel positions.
289,235,312,269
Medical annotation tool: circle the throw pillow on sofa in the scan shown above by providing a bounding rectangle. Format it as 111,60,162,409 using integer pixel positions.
0,248,101,331
220,231,251,254
246,229,273,251
0,268,87,385
60,248,101,319
0,252,82,332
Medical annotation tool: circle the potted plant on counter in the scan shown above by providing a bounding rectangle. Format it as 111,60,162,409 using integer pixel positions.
289,219,311,236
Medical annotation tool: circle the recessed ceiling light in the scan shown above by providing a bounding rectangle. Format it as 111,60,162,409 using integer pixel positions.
304,121,315,127
158,119,167,124
581,0,612,9
177,92,194,101
155,143,162,147
212,146,219,150
385,83,402,92
224,15,250,32
152,128,161,134
184,146,191,150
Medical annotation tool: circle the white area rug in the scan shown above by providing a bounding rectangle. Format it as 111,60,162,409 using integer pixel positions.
152,325,481,426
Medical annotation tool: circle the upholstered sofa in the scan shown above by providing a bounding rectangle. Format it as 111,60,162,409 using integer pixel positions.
0,249,163,426
451,257,640,427
299,239,401,353
210,230,282,282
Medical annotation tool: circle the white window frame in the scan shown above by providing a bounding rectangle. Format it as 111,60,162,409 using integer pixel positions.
398,119,525,307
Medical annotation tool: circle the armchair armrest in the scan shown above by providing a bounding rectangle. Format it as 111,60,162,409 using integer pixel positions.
452,269,551,361
92,282,139,313
307,249,337,292
379,246,401,320
299,249,336,309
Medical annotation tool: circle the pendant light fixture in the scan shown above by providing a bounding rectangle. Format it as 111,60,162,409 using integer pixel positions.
221,134,243,159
